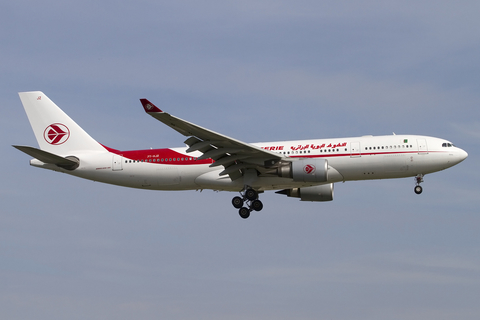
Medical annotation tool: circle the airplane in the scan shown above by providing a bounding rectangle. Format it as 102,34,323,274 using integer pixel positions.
13,91,468,219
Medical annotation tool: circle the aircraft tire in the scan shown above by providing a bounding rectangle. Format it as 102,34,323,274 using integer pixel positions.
251,199,263,211
245,188,258,201
414,185,423,194
239,207,250,219
232,196,244,209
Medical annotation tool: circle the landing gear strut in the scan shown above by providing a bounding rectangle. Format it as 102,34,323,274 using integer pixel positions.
232,186,263,219
414,174,424,194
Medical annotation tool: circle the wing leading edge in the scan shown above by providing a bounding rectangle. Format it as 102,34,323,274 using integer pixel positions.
139,99,284,180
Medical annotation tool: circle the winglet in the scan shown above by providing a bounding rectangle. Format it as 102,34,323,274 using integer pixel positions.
140,99,163,113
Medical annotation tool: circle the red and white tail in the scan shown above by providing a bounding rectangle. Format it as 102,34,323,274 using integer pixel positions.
18,91,106,155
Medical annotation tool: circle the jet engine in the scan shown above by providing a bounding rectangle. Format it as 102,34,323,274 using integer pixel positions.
276,183,334,202
277,158,328,182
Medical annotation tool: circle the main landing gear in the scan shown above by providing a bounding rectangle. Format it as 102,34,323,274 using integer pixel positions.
232,187,263,219
414,174,424,194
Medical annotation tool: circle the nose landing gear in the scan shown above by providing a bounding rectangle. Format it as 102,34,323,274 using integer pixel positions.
232,187,263,219
414,174,424,194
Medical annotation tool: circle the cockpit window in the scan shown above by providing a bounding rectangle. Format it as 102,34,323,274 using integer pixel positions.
442,142,454,147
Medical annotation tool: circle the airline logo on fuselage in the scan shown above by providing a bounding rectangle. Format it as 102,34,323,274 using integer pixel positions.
44,123,70,145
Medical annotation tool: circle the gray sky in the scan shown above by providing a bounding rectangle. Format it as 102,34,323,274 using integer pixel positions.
1,1,479,319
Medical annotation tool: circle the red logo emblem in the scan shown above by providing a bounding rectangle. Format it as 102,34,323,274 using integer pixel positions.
44,123,70,145
303,164,316,174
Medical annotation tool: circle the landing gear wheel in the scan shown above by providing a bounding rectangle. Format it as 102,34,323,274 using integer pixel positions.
414,185,423,194
239,207,250,219
251,199,263,212
232,196,244,209
245,188,258,201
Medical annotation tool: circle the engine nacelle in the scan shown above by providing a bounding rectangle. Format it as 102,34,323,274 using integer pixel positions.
277,158,328,182
276,184,334,202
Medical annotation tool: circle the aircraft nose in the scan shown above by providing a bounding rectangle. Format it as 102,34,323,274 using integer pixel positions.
459,148,468,161
447,148,468,167
456,148,468,163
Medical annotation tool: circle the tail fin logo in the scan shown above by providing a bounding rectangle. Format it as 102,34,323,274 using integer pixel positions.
44,123,70,145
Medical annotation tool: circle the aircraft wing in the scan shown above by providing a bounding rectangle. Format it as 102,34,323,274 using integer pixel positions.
140,99,284,180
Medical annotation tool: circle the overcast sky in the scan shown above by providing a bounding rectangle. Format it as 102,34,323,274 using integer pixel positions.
1,1,480,319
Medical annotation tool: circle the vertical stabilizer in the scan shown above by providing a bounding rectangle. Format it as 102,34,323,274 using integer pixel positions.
18,91,106,155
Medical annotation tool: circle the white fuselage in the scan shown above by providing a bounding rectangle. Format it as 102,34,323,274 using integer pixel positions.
31,134,468,192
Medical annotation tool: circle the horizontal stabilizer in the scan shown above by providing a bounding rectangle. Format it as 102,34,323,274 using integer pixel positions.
13,145,79,170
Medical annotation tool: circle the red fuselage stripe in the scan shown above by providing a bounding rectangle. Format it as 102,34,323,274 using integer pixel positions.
102,146,442,166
